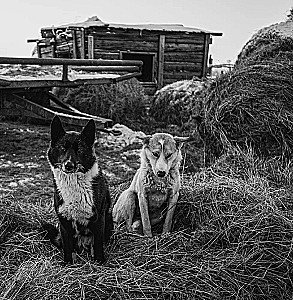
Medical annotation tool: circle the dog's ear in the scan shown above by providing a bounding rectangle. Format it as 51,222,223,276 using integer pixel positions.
81,119,96,146
50,115,65,145
174,136,189,149
138,135,152,146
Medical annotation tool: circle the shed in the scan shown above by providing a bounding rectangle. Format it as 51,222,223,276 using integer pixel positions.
32,17,222,94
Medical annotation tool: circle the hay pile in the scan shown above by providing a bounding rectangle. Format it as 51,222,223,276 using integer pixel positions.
149,78,208,128
63,78,148,128
1,148,293,299
196,21,293,161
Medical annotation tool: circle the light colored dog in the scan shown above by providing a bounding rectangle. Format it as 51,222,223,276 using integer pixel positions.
112,133,188,237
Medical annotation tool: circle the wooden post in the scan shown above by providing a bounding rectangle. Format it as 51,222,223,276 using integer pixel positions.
51,44,56,58
71,30,78,58
37,43,42,58
80,29,85,59
201,34,210,78
62,65,68,81
157,35,165,89
88,35,94,59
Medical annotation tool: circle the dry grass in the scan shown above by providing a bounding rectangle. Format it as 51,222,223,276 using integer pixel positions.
63,77,149,129
149,78,208,128
195,28,293,163
1,147,293,299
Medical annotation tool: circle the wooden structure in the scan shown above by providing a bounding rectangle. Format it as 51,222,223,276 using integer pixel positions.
0,56,142,128
30,18,222,94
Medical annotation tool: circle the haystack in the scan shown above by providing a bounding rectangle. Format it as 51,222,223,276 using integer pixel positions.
197,20,293,161
149,78,208,127
1,148,293,299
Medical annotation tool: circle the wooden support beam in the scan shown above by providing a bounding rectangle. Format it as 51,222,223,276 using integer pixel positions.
113,72,142,83
158,35,165,89
201,34,210,78
71,66,140,72
0,56,143,67
71,30,78,58
88,35,94,59
80,29,85,59
37,43,42,58
62,65,68,81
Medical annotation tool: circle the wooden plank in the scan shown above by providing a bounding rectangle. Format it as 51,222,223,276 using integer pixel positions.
0,56,143,67
164,52,204,63
71,30,78,58
94,50,120,60
164,61,203,72
0,72,142,90
87,31,206,44
94,39,158,52
46,91,112,123
71,65,140,72
157,35,165,89
62,65,69,81
80,29,85,59
88,35,94,59
165,43,203,52
201,34,210,78
114,72,142,82
0,77,113,89
93,39,202,52
37,43,42,58
87,27,206,40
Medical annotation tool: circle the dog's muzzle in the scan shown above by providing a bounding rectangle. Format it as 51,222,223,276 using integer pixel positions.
63,161,76,173
157,170,166,178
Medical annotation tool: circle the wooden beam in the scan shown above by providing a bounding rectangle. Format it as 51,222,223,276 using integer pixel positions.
62,65,69,81
0,56,143,67
88,35,94,59
71,30,78,58
0,73,142,90
201,34,210,78
158,35,165,89
46,91,112,124
71,66,140,72
37,43,42,58
80,29,85,59
113,72,142,83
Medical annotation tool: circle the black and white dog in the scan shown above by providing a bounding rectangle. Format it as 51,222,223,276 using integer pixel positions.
44,115,113,264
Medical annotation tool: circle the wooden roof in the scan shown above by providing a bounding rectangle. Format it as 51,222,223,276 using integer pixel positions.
42,18,223,36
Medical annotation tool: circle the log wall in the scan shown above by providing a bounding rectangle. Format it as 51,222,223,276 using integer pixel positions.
40,26,211,93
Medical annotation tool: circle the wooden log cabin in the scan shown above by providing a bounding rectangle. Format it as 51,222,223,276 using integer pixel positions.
31,17,222,95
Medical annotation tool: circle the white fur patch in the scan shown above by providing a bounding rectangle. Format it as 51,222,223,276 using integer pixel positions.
51,162,99,225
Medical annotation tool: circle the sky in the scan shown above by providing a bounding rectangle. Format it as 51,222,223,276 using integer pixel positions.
1,0,293,63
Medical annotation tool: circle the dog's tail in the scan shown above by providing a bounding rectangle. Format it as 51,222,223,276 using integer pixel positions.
41,222,62,249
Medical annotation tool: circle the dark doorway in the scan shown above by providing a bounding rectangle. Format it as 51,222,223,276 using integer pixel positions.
121,52,155,82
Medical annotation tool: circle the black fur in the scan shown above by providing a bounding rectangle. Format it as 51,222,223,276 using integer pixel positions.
45,115,113,264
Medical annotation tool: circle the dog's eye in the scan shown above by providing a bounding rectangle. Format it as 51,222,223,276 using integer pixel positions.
152,152,160,158
165,153,173,159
